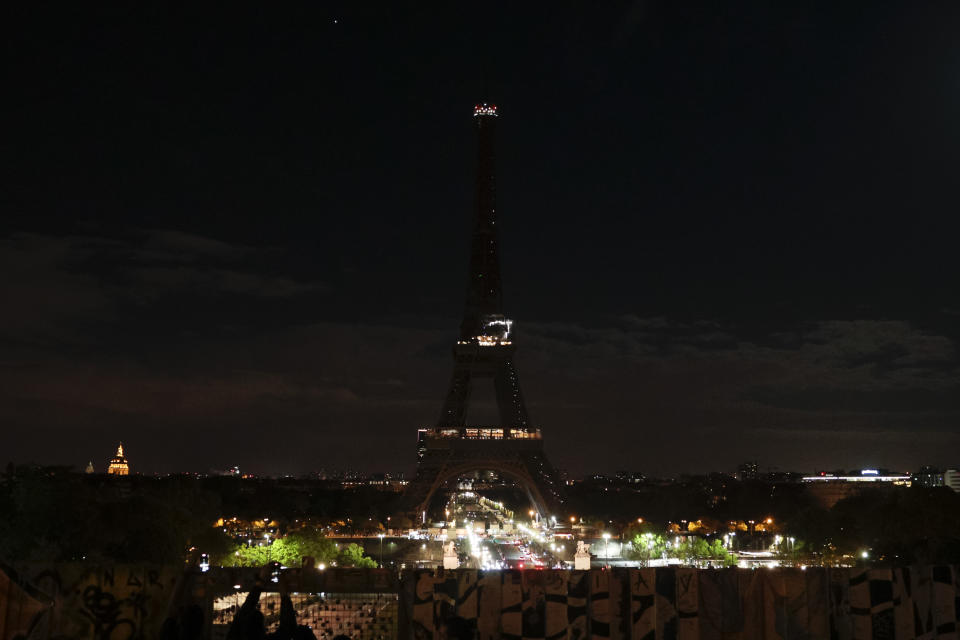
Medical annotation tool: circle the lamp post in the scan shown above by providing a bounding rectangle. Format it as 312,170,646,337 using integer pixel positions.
602,532,611,568
378,533,385,568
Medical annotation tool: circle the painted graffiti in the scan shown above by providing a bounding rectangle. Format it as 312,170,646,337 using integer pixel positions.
3,565,177,640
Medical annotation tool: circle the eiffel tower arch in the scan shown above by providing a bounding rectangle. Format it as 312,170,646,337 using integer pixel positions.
404,104,564,521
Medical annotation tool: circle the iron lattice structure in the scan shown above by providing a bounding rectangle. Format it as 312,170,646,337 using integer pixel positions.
405,104,564,520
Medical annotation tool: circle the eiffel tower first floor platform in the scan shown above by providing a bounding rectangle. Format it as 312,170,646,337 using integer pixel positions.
404,429,565,522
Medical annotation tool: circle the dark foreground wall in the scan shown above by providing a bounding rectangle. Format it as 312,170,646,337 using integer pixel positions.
402,567,960,639
1,563,182,640
2,564,959,639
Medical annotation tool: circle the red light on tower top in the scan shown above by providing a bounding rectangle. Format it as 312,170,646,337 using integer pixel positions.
474,103,497,117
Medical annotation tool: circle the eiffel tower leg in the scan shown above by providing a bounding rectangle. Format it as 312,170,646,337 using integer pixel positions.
493,359,529,431
437,367,471,429
519,452,564,516
405,456,452,523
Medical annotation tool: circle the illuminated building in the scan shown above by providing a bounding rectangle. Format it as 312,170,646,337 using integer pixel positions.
84,461,95,474
801,469,911,484
802,469,911,508
946,469,960,493
405,104,563,521
737,461,759,481
107,442,130,476
912,465,943,487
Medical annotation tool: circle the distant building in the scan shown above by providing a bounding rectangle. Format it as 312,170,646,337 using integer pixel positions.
912,465,943,487
802,469,911,484
339,472,408,492
615,471,646,484
737,462,759,481
107,443,130,476
945,469,960,492
802,469,911,508
84,461,95,474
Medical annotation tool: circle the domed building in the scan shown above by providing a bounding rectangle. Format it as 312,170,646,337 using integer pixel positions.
107,442,130,476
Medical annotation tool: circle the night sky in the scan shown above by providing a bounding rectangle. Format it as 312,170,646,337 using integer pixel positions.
5,2,960,477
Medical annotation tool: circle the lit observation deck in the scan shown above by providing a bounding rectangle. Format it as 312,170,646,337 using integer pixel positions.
419,427,542,440
473,103,498,117
457,314,513,346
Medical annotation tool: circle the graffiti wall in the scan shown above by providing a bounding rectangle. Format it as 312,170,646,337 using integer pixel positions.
2,564,179,640
3,565,959,639
0,565,400,640
401,566,960,640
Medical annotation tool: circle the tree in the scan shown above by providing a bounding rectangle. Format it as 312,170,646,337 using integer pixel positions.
190,527,236,565
228,527,340,568
705,539,738,568
337,542,377,568
282,528,338,566
233,543,273,567
673,537,737,568
772,538,807,567
627,533,668,566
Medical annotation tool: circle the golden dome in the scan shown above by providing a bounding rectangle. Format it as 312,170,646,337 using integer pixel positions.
107,442,130,476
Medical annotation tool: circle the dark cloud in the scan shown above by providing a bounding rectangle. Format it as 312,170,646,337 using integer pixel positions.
749,387,960,414
129,266,321,299
2,228,956,476
143,229,253,261
750,427,960,444
0,230,324,337
513,316,960,473
0,233,117,343
2,302,959,475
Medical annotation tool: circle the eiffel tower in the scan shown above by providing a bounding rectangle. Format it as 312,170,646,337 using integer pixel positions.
405,103,564,522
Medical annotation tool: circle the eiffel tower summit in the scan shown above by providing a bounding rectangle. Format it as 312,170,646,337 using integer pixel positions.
405,104,564,522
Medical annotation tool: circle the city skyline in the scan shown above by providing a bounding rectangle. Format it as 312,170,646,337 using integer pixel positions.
41,435,956,485
4,2,960,476
14,432,955,482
